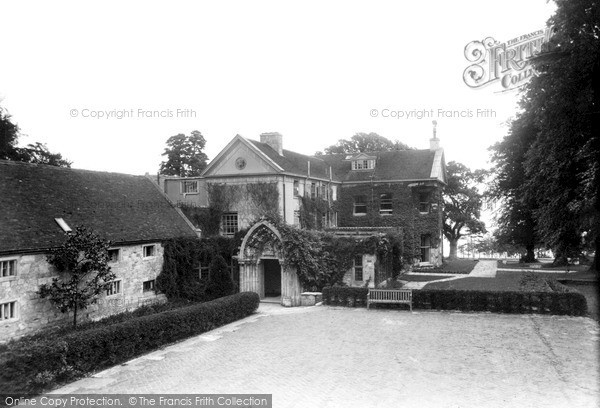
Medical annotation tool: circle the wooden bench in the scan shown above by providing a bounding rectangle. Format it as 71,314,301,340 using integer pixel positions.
367,289,413,311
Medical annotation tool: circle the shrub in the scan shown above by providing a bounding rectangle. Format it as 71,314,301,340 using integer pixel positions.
0,292,259,395
322,286,368,307
205,255,236,300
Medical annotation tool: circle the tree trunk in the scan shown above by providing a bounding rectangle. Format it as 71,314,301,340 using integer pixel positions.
449,239,458,259
591,236,600,273
520,244,536,263
73,305,78,328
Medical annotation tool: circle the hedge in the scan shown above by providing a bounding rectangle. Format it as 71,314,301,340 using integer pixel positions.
0,292,260,395
413,289,588,316
322,286,587,316
322,286,368,307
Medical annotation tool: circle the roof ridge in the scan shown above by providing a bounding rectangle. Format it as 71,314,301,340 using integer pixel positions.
0,159,144,178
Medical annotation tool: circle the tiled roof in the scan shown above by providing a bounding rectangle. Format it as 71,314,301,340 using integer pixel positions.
250,140,439,183
321,150,438,182
249,140,333,180
0,160,197,254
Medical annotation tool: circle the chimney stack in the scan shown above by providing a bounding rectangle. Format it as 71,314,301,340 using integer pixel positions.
260,132,283,156
430,120,440,150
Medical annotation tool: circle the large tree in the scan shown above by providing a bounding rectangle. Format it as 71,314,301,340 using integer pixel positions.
443,161,487,259
316,132,412,155
38,226,116,327
489,108,539,262
1,104,71,167
491,0,600,270
159,130,209,176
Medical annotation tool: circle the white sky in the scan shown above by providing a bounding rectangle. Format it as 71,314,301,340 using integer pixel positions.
0,0,556,176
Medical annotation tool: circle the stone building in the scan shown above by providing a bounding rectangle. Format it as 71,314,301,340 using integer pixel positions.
162,131,447,305
0,160,198,341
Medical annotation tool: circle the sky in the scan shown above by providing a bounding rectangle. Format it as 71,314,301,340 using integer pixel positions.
0,0,557,176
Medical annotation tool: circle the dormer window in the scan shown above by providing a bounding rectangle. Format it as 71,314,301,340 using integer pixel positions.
348,153,377,170
352,159,375,170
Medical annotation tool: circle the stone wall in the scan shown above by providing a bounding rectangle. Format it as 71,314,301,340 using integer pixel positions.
0,242,166,342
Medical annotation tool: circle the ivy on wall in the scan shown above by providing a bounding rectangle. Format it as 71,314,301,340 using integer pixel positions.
299,195,331,230
156,235,246,301
244,218,407,290
181,182,280,236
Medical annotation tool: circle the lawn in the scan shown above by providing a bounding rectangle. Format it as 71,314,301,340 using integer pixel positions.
423,271,553,292
411,258,478,274
497,259,593,273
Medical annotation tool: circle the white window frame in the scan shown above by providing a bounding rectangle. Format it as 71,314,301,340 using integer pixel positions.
293,180,300,197
0,258,18,280
380,193,393,215
221,213,239,237
105,280,122,297
181,180,199,194
420,235,431,263
352,159,375,170
353,196,367,216
107,248,121,263
0,300,18,321
419,192,431,214
143,244,156,258
354,255,364,281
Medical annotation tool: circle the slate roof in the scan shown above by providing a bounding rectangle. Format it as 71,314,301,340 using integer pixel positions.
249,140,441,183
0,160,197,254
249,140,333,180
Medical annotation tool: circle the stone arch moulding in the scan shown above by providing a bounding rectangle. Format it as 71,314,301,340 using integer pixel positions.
238,220,302,307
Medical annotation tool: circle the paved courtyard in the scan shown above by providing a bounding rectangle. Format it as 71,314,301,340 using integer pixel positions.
53,304,599,408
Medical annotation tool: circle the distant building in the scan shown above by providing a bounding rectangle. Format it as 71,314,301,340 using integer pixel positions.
0,160,198,340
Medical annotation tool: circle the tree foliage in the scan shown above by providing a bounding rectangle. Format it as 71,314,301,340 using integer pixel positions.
490,0,600,269
159,130,209,176
0,104,71,166
38,226,115,327
316,132,412,155
443,161,486,259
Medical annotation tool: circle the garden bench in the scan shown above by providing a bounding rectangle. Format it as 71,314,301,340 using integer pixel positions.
367,288,413,311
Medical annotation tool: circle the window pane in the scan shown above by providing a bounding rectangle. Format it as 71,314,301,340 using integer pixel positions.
222,213,238,236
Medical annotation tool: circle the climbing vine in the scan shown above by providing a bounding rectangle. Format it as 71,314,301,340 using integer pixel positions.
249,218,406,290
299,195,331,230
181,182,279,236
156,234,246,301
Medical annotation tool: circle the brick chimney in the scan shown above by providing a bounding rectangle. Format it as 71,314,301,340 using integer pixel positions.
430,120,440,150
260,132,283,156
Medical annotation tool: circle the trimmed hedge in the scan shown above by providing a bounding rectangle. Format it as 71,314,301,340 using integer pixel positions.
322,286,368,307
0,292,260,394
322,286,587,316
413,290,588,315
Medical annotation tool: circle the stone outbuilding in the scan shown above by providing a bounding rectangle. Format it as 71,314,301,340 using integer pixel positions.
0,160,198,341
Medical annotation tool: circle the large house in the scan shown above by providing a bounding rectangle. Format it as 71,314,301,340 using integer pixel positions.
0,160,198,340
161,131,447,305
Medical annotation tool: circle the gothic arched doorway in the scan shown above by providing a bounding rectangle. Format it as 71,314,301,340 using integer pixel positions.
237,220,302,306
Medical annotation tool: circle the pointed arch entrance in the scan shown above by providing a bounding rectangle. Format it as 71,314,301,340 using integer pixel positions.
238,220,302,306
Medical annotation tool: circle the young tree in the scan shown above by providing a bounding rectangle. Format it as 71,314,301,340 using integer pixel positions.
204,254,235,300
159,130,209,176
38,226,116,327
443,161,486,259
316,132,412,155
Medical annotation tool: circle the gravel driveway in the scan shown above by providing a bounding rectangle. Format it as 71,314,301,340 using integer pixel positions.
53,304,600,408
